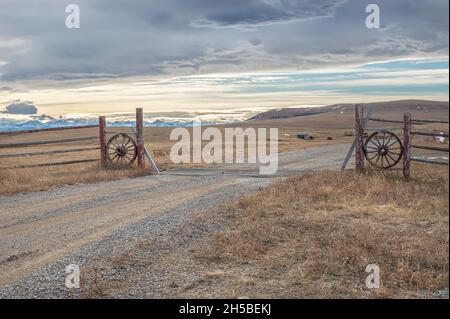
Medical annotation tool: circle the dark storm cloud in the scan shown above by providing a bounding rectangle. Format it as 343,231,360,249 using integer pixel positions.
0,0,448,83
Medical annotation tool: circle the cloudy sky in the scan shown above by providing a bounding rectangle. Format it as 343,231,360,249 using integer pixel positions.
0,0,448,115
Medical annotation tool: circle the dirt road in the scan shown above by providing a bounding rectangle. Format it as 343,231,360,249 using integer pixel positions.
0,143,351,297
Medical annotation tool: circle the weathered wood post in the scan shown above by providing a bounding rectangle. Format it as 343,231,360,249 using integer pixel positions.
403,112,411,178
136,108,145,169
355,105,365,171
99,116,107,166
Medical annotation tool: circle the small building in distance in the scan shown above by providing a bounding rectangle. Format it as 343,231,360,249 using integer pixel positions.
297,132,314,140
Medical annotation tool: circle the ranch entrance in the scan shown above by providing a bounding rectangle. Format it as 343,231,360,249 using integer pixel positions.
1,106,448,179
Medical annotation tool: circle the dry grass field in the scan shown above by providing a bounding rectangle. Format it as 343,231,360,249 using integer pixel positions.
1,102,448,195
192,164,449,298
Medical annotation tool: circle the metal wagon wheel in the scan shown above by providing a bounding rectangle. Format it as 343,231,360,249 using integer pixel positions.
364,130,403,169
106,133,137,167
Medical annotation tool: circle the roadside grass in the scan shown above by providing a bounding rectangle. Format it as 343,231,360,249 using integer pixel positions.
0,164,148,195
193,164,449,298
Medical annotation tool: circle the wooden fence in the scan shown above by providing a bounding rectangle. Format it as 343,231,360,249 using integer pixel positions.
352,105,449,177
403,112,449,177
0,108,155,170
0,120,102,169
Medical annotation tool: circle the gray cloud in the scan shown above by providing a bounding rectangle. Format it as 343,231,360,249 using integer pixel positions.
190,0,347,30
1,100,38,114
0,0,448,83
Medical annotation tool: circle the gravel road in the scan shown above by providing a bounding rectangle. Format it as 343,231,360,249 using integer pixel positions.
0,143,351,298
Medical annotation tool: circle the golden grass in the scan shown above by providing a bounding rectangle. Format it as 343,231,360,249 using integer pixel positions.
0,164,148,195
194,164,449,298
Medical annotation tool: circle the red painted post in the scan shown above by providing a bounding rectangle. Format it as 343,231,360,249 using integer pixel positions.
136,108,145,169
355,105,365,171
99,116,107,166
403,113,411,178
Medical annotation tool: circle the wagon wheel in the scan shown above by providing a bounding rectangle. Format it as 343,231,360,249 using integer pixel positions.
106,133,137,167
364,131,403,169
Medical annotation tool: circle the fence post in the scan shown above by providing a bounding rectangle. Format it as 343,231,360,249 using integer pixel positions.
99,116,107,166
136,108,145,169
403,112,411,178
355,105,365,171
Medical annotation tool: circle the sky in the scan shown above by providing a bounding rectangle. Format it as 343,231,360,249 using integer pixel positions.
0,0,448,116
